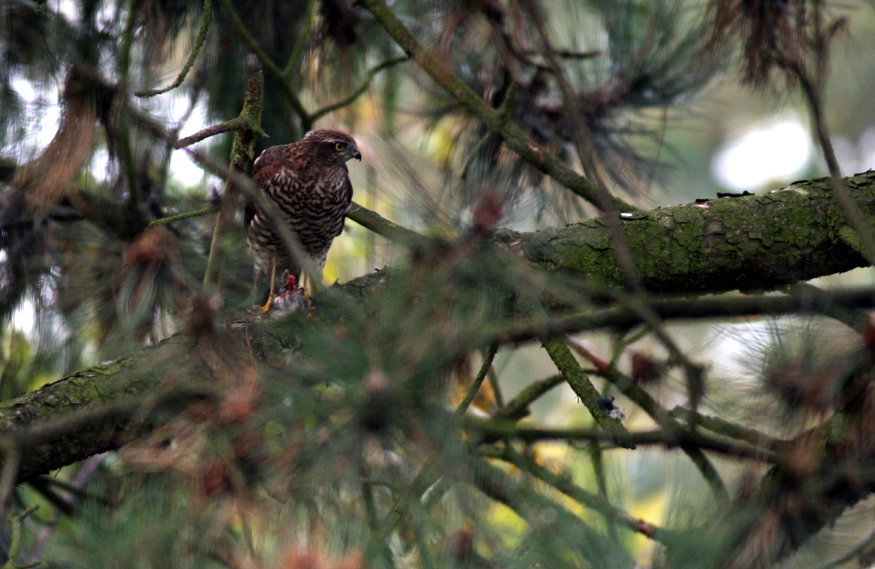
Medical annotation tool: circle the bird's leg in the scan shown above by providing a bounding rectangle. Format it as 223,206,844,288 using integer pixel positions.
259,256,278,312
299,270,314,309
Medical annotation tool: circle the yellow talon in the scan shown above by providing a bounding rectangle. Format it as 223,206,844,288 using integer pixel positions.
255,256,278,312
259,293,276,312
301,287,313,310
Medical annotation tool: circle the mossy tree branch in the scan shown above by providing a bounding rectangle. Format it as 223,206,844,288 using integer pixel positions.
541,337,634,448
507,173,874,293
345,202,425,244
202,72,264,290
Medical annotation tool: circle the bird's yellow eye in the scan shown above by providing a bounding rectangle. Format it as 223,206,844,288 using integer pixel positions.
334,142,346,151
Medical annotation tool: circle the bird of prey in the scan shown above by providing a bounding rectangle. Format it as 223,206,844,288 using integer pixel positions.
246,129,361,310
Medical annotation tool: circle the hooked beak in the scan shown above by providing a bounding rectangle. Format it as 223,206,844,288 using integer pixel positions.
351,148,362,161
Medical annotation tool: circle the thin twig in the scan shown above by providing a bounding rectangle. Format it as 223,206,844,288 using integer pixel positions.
148,206,217,227
590,444,617,539
217,0,311,129
590,290,706,413
797,68,875,265
118,0,143,83
669,407,779,453
522,48,601,60
767,4,875,265
311,56,409,122
494,373,563,420
29,454,104,563
519,0,643,292
283,0,318,77
486,365,504,408
495,446,668,540
493,286,875,343
467,454,633,566
358,0,633,212
459,83,516,180
135,0,213,97
454,343,499,417
0,438,20,525
175,116,266,149
468,418,775,461
3,505,40,569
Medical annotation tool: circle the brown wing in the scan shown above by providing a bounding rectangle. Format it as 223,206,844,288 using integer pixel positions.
253,144,308,187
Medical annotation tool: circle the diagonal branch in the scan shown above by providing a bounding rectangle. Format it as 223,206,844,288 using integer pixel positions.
217,0,311,129
359,0,633,213
310,56,409,122
135,0,213,97
174,115,267,149
542,337,634,448
345,202,424,244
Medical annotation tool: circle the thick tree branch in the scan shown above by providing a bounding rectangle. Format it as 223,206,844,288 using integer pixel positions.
0,322,288,484
4,172,875,486
508,173,874,293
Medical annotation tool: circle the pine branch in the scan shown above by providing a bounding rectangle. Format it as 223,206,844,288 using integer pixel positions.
310,56,409,122
492,445,668,540
359,0,634,213
453,343,499,417
5,173,875,487
282,0,317,77
494,374,563,420
468,454,636,567
3,506,40,569
148,206,217,227
345,202,425,244
494,285,875,342
542,337,634,448
217,0,311,129
175,115,267,149
468,419,773,461
497,173,875,294
135,0,213,97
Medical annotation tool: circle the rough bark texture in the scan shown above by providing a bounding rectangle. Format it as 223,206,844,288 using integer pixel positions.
0,335,187,481
0,322,288,482
513,172,873,293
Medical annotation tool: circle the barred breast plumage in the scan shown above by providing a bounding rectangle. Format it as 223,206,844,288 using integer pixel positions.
247,129,361,307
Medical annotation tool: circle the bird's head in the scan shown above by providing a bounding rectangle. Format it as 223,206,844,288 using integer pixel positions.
304,128,362,166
